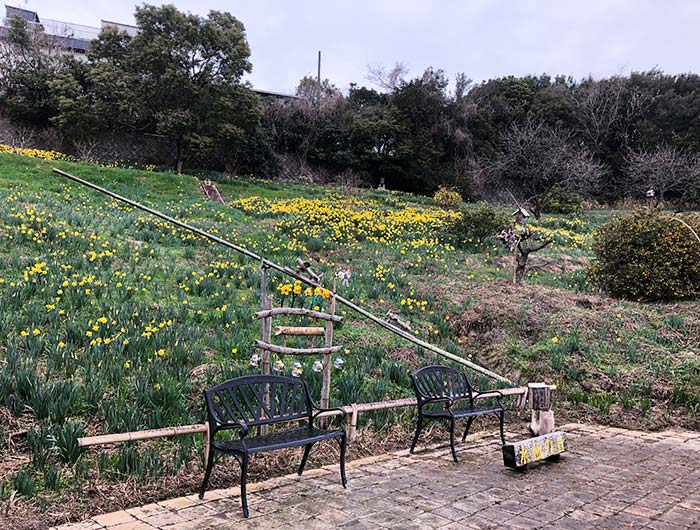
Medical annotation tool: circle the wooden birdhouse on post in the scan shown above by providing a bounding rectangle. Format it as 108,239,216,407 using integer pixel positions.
646,189,656,210
512,207,530,225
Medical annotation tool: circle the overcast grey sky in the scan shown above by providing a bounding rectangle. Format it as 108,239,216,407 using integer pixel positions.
12,0,700,94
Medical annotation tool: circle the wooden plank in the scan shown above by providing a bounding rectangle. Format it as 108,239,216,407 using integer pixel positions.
255,340,342,356
274,326,325,336
502,431,568,469
255,308,343,322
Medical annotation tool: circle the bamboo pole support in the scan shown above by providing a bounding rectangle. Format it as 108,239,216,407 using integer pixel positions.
348,403,359,441
78,424,208,447
203,422,210,466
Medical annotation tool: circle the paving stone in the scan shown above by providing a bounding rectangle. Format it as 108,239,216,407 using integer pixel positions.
113,522,160,530
92,511,137,527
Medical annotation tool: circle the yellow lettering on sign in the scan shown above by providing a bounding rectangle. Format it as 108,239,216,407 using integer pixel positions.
544,437,554,456
518,445,530,465
532,442,543,460
556,435,565,452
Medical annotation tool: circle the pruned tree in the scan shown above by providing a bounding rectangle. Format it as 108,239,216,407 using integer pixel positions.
625,146,700,202
486,120,604,218
498,226,553,284
365,62,408,92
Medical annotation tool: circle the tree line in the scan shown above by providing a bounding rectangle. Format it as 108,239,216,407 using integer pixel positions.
1,4,699,208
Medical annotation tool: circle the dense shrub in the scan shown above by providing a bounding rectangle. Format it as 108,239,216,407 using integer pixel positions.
433,186,463,209
446,201,511,246
541,186,584,214
589,210,700,301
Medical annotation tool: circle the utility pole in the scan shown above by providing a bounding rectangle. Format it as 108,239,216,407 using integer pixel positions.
317,50,321,110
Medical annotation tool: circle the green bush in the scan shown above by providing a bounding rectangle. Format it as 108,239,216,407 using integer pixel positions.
541,186,584,214
433,186,463,209
589,210,700,301
446,202,511,247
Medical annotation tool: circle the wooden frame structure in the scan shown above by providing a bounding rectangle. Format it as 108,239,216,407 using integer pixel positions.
255,266,342,410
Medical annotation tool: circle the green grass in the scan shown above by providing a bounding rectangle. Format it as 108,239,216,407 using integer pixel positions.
0,149,699,508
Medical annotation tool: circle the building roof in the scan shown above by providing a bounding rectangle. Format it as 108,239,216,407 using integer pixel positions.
5,5,39,23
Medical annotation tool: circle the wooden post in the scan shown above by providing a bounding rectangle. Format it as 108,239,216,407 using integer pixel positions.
260,264,272,434
528,383,554,436
203,423,210,467
320,289,336,410
348,403,358,442
260,265,271,378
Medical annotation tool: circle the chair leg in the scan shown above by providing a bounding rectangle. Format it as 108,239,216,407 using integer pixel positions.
240,453,250,518
498,411,506,445
298,443,314,476
339,434,347,488
461,417,475,442
449,417,458,462
410,416,424,453
198,450,215,500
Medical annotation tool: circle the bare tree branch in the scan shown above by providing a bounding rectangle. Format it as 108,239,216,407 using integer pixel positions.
365,62,408,92
625,146,700,201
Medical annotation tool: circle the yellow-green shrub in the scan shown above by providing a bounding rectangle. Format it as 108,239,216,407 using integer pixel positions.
589,210,700,301
433,186,463,209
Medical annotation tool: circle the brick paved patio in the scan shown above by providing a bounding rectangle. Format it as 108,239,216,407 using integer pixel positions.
54,423,700,530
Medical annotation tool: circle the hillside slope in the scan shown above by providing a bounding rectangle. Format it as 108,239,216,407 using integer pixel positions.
0,149,698,526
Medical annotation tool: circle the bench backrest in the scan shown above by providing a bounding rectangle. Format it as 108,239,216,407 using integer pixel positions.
410,365,473,403
204,375,312,434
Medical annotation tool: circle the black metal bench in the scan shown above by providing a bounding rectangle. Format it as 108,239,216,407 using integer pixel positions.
410,365,506,462
199,374,347,517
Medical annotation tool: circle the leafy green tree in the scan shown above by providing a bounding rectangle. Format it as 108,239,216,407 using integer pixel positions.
51,4,262,173
129,4,260,172
0,15,64,125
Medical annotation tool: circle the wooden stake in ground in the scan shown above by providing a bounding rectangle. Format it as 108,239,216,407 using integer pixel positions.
320,283,336,410
259,264,272,434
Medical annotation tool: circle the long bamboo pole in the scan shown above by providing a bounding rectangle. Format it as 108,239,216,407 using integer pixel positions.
52,168,510,383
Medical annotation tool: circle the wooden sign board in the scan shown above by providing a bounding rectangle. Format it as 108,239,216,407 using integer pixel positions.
502,431,568,469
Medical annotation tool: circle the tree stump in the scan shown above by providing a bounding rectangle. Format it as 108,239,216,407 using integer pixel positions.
528,383,554,436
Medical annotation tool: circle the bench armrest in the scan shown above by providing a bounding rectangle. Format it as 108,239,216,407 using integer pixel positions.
418,396,457,411
237,420,250,438
473,390,505,408
312,406,347,422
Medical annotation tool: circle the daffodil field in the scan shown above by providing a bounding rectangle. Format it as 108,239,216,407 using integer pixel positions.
1,147,699,513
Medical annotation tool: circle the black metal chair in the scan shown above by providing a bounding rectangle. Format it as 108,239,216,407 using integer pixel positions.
199,374,347,517
410,365,505,462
